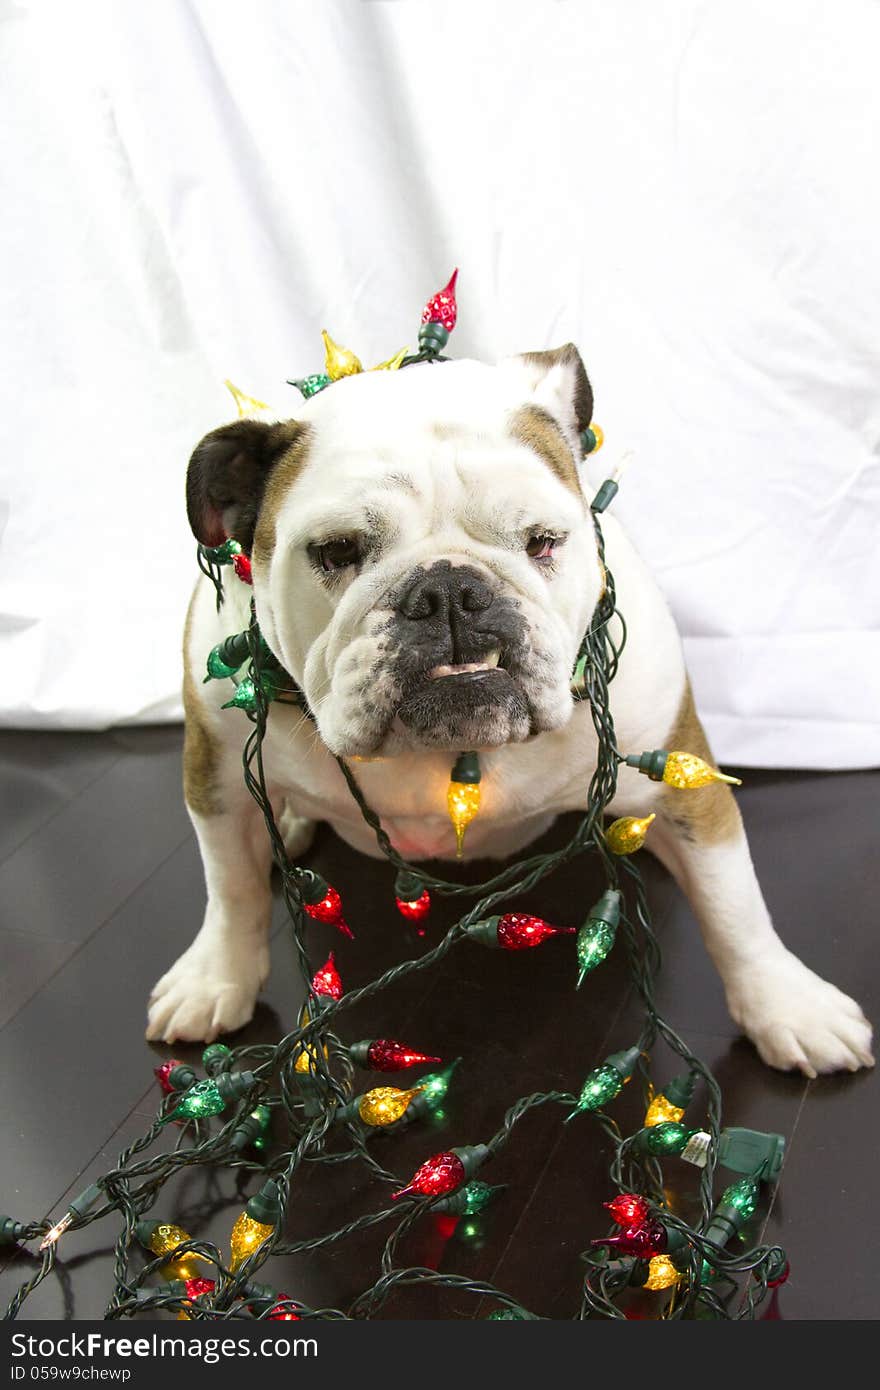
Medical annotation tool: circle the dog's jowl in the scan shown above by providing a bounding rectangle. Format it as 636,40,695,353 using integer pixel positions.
148,345,874,1077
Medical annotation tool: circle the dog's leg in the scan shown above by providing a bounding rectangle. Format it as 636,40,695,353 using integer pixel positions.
144,606,288,1044
623,686,874,1076
146,728,277,1042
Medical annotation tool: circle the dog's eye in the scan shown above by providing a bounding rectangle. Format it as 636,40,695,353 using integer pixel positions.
525,533,559,563
314,537,362,572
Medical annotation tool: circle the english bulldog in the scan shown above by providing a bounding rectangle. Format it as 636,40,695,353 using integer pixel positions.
146,344,874,1077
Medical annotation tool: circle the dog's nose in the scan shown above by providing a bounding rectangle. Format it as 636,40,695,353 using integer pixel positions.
394,561,494,622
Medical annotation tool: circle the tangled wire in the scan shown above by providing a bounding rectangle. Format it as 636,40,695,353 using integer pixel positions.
1,511,787,1322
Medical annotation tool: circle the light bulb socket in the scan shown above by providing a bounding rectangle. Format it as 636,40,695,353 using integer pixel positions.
68,1183,104,1220
590,478,619,513
606,1046,642,1082
585,889,622,929
242,1281,282,1312
449,1144,490,1180
464,917,502,947
245,1181,282,1228
450,751,481,784
580,426,601,456
167,1063,198,1092
295,868,327,906
662,1070,697,1108
230,1108,270,1152
625,749,669,782
703,1208,742,1249
418,323,449,354
215,1070,256,1104
136,1280,186,1304
0,1217,26,1247
347,1040,372,1067
394,869,425,901
133,1219,160,1248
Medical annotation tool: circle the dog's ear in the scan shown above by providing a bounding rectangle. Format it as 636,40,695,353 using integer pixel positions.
500,343,594,456
186,419,305,550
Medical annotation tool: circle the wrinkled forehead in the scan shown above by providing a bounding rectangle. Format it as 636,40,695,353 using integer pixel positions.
279,359,585,526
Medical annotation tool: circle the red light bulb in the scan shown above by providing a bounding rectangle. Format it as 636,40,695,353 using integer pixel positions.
497,913,576,950
310,952,343,1002
591,1218,668,1258
268,1295,300,1320
396,889,431,922
421,269,459,331
605,1193,650,1228
232,552,253,585
392,1150,466,1201
184,1277,216,1300
366,1039,442,1072
154,1060,183,1095
768,1259,790,1289
302,878,353,939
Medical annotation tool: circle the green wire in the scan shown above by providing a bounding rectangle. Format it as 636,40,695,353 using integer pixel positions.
1,514,785,1323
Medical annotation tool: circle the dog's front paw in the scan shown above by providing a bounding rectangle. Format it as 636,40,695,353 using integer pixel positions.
726,949,874,1077
146,938,269,1044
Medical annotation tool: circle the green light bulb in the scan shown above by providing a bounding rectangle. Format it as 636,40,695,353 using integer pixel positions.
206,646,240,681
432,1181,506,1216
576,921,616,984
720,1177,759,1219
634,1121,697,1156
576,890,621,987
289,373,331,399
566,1046,640,1120
221,678,257,712
202,538,242,565
168,1079,225,1121
163,1071,255,1125
418,1059,461,1109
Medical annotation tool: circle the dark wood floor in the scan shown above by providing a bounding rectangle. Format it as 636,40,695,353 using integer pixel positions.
0,726,877,1320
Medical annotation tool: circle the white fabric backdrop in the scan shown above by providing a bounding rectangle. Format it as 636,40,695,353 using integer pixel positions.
2,0,879,767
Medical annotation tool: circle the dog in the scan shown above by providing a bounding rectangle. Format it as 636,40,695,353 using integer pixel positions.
146,344,874,1077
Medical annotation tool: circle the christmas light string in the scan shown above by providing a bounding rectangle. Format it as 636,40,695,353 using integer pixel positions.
1,273,788,1322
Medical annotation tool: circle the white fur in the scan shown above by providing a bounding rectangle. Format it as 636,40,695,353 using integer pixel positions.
147,359,874,1073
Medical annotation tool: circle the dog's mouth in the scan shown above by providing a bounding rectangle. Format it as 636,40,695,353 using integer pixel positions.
395,649,529,749
425,649,502,680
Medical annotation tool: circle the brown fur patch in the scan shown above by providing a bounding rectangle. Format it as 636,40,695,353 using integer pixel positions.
251,424,313,571
509,404,582,496
182,585,222,817
660,680,741,844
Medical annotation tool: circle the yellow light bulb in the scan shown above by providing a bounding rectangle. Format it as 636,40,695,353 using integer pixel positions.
223,379,269,418
229,1212,274,1272
357,1085,424,1127
644,1093,686,1127
663,751,742,790
371,346,409,371
604,814,655,855
590,423,604,451
644,1254,681,1291
294,1043,328,1075
148,1222,205,1283
447,781,481,857
322,330,363,381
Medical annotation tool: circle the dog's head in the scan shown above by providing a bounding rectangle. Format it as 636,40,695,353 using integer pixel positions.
186,345,604,757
